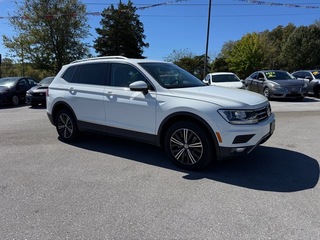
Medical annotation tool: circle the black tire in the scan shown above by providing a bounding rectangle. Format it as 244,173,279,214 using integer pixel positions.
315,85,320,98
263,87,270,99
55,109,79,142
12,95,20,106
164,121,214,170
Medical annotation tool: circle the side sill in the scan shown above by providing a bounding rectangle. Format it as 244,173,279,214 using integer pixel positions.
77,121,159,146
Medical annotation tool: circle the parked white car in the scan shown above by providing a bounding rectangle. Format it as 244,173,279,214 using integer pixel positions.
46,56,275,170
203,72,244,89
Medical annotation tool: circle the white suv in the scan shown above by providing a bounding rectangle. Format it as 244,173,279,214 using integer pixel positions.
46,56,275,170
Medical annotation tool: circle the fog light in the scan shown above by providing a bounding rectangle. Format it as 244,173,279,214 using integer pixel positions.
235,147,246,153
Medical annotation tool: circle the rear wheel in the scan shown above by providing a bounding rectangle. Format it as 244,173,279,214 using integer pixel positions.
55,109,79,142
164,121,213,170
12,95,19,106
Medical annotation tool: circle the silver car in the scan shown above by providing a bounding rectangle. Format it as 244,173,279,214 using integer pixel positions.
291,70,320,98
245,70,308,100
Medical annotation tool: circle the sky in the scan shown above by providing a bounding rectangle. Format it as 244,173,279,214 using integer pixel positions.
0,0,320,61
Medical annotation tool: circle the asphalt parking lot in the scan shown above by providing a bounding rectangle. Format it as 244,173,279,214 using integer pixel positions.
0,96,319,240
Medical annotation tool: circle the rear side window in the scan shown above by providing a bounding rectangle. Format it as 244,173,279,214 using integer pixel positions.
62,63,108,85
73,63,108,85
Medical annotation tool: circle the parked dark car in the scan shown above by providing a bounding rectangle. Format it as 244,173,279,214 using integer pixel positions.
244,70,308,100
291,70,320,98
0,77,38,106
26,76,54,107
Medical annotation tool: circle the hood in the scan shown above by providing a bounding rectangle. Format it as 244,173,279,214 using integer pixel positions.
29,85,49,92
0,86,9,92
272,79,304,86
168,86,268,108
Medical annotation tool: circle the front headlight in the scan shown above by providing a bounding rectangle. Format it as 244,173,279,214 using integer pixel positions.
270,83,286,91
218,109,258,124
0,89,9,94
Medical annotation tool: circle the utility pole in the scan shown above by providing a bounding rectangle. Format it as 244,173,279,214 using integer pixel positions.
203,0,212,78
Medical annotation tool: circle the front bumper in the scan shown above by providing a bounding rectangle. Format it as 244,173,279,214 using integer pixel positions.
270,89,308,99
216,116,275,161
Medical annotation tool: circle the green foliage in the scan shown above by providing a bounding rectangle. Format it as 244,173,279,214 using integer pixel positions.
282,25,320,71
164,48,195,62
2,0,90,73
211,57,229,72
225,33,266,78
0,58,53,79
94,0,149,58
173,55,209,79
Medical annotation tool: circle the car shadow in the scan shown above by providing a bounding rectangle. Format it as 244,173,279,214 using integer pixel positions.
62,133,319,193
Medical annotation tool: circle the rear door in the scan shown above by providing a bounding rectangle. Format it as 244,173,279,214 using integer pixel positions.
64,63,108,125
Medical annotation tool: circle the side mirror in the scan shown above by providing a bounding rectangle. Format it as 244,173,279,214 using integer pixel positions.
129,81,149,94
258,77,265,81
305,76,313,82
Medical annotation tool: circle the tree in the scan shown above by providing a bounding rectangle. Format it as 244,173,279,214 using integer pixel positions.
225,33,266,78
174,55,209,79
164,48,195,62
94,1,149,58
261,24,296,69
2,0,90,73
282,24,320,71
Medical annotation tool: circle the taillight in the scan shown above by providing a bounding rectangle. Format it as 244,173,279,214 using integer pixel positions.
46,89,49,97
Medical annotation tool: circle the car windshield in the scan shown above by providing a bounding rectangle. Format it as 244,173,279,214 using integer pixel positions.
211,74,240,82
0,77,19,87
39,77,54,85
264,71,293,80
139,62,205,89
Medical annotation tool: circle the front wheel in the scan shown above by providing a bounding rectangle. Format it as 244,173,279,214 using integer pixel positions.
164,121,214,170
263,87,270,99
55,109,79,142
315,85,320,98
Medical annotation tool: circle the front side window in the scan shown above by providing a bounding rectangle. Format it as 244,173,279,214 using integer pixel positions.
139,62,205,89
110,63,147,87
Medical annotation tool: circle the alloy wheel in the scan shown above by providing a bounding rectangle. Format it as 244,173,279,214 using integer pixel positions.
57,113,74,139
169,128,203,166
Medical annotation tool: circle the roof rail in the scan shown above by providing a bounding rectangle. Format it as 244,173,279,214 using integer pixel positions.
71,56,128,63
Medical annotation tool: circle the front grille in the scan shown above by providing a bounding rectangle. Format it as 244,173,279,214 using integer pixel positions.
33,92,46,97
286,86,302,92
255,105,271,122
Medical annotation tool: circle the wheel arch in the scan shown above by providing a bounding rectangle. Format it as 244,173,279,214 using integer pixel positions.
158,112,219,154
51,101,78,126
